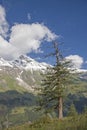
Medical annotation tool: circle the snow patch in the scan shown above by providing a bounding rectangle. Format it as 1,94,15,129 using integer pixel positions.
12,55,49,71
0,57,13,67
16,77,34,92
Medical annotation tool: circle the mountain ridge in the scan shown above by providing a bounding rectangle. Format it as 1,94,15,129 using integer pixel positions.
0,55,87,73
0,55,49,72
0,55,87,93
0,55,50,93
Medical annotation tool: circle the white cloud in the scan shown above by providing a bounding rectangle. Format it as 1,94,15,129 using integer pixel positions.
0,5,9,38
0,22,57,60
0,36,21,60
0,5,57,60
9,23,57,56
65,55,84,69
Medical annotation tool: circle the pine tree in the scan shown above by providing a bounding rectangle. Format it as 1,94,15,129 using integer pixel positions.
38,42,72,119
68,103,78,117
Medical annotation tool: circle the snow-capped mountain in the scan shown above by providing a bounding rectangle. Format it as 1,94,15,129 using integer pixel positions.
0,55,49,72
12,55,49,71
0,55,87,73
0,55,50,92
0,57,13,67
0,55,87,93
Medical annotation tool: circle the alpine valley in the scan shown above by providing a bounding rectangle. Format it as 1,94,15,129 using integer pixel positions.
0,55,87,125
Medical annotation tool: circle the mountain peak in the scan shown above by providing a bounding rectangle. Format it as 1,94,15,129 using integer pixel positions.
0,57,13,67
11,55,49,71
19,55,34,61
0,55,87,73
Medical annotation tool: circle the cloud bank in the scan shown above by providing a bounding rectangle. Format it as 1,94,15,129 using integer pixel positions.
65,55,84,69
0,5,57,60
9,23,57,55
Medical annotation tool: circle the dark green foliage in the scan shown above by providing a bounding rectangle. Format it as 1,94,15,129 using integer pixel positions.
0,90,40,128
0,90,37,107
67,103,78,117
64,94,87,114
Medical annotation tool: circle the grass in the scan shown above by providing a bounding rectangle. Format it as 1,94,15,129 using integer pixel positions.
4,114,87,130
11,107,26,114
0,74,27,92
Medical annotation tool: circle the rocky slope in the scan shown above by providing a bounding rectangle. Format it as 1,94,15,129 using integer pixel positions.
0,55,50,92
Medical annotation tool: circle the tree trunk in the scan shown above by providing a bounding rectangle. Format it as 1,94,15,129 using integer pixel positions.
58,97,63,119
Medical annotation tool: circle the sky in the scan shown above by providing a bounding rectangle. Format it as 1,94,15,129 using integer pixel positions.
0,0,87,69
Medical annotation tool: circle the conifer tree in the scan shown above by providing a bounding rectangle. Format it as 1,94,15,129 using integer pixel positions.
38,42,72,119
68,103,78,117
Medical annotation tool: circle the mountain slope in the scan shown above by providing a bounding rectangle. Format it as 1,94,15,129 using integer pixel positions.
0,55,50,92
0,55,87,93
0,55,87,125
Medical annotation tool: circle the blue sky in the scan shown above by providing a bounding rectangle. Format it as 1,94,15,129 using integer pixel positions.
0,0,87,69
